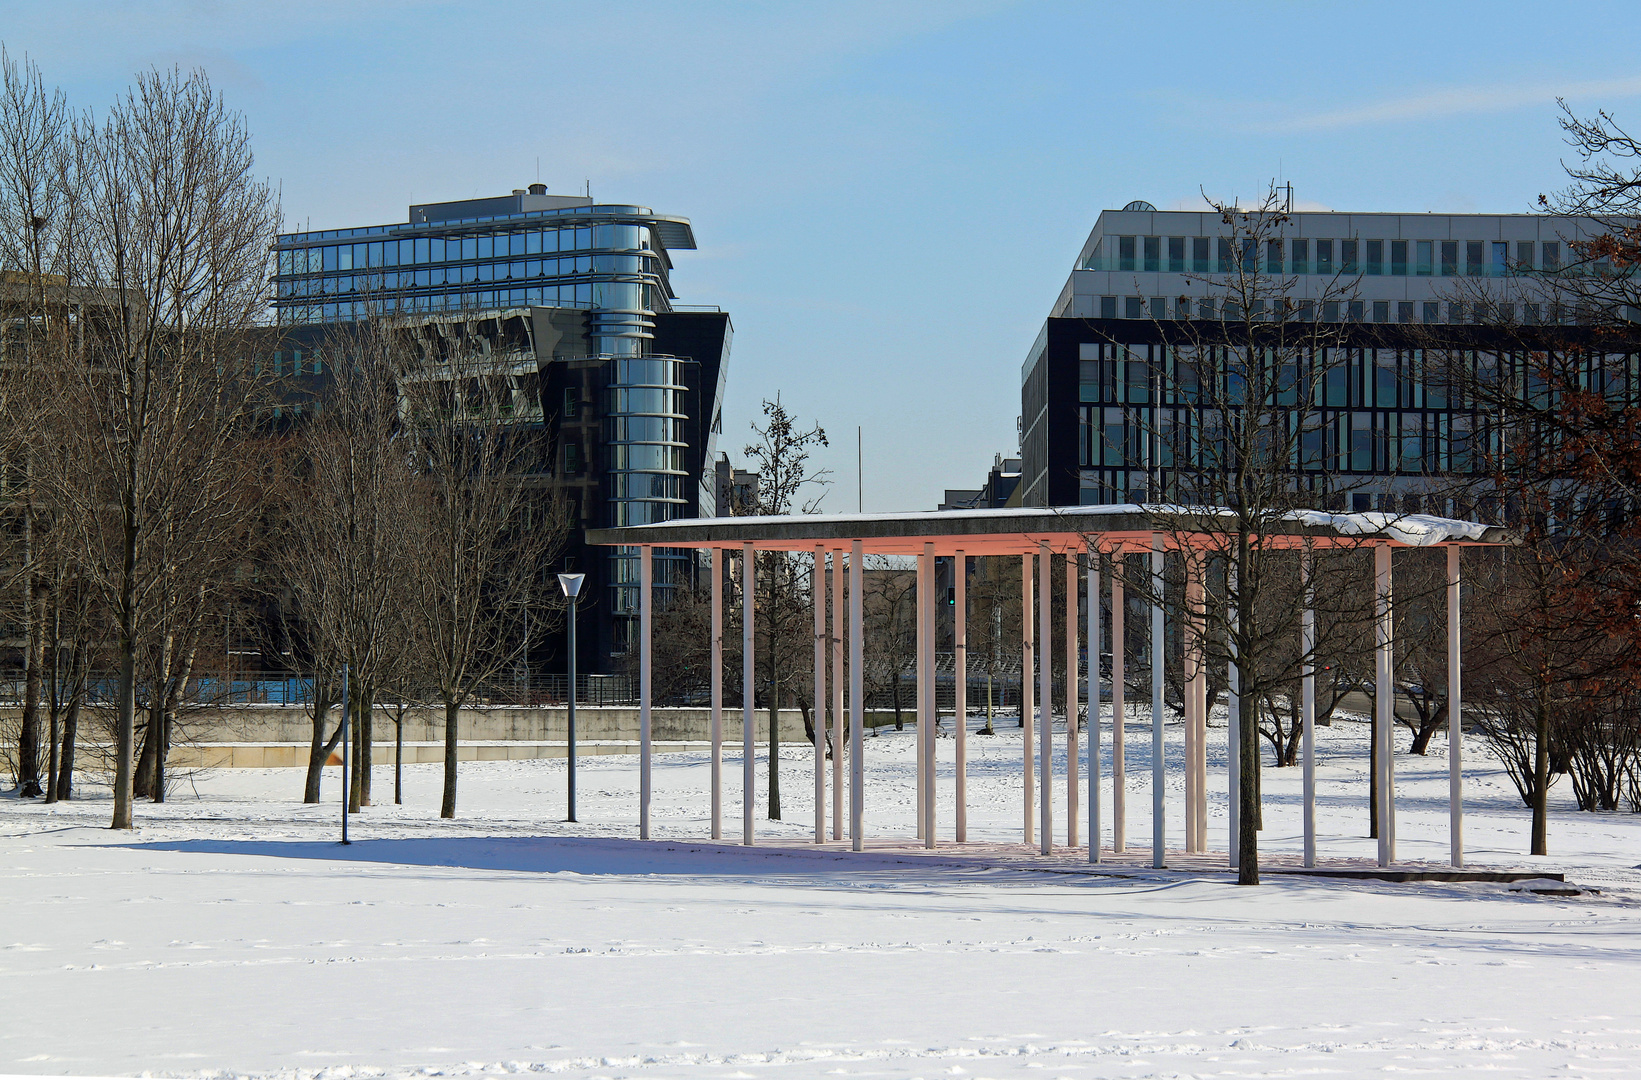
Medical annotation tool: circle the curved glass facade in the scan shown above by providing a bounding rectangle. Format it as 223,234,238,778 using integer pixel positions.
605,355,691,619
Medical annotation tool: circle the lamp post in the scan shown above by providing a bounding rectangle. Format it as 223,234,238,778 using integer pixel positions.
558,573,585,823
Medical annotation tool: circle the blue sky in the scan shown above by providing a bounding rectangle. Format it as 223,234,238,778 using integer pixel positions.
7,0,1640,510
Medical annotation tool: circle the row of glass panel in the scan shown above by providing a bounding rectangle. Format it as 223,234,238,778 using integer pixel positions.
1088,237,1587,277
276,256,653,296
1076,406,1489,474
1074,343,1640,409
276,224,650,275
1096,295,1587,325
277,286,611,323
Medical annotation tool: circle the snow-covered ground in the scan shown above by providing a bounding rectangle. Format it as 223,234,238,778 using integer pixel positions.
5,712,1641,1079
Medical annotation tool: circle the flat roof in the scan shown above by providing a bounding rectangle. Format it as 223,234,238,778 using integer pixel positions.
587,504,1509,555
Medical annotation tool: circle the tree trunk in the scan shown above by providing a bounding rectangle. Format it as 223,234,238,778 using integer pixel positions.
358,682,373,807
1532,700,1550,856
441,697,459,818
303,675,341,803
153,630,201,804
55,638,86,802
348,681,365,813
1237,670,1260,884
44,660,60,805
891,672,904,730
112,630,137,829
1369,702,1380,839
394,707,405,805
17,581,46,796
134,697,161,799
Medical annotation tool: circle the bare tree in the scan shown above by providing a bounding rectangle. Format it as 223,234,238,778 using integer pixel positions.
397,326,567,819
739,396,828,819
46,67,277,828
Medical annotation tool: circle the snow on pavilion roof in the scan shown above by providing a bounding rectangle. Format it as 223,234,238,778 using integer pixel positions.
587,504,1510,556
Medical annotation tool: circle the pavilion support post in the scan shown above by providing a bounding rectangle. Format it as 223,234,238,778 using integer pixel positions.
742,542,755,847
849,540,864,850
1375,542,1394,867
710,549,723,840
1227,563,1240,868
1039,542,1053,854
1065,550,1078,850
915,549,928,840
639,545,653,841
814,544,826,843
1022,552,1035,847
1301,548,1317,868
1448,544,1463,868
1192,560,1208,853
832,550,844,840
1111,551,1126,854
1183,561,1198,854
1151,534,1165,870
1087,545,1101,864
955,550,968,842
925,542,938,849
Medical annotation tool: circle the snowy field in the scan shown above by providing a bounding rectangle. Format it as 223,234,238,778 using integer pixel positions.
5,712,1641,1079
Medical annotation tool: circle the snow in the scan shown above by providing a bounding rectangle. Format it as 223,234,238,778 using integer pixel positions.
4,712,1641,1079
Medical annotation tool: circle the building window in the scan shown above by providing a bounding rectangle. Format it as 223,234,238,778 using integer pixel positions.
1416,240,1433,276
1493,242,1509,276
1373,300,1389,323
1196,297,1215,319
564,387,580,419
1317,239,1335,275
1449,302,1466,323
1266,239,1283,274
1362,240,1379,275
1322,300,1340,322
1168,237,1185,272
563,441,581,474
1192,237,1210,273
1348,300,1365,322
1175,295,1193,320
1143,236,1160,272
1149,296,1166,320
1466,241,1484,277
1125,296,1143,319
1398,301,1414,323
1516,241,1535,270
1543,242,1560,270
1290,238,1308,274
1119,236,1136,272
1217,238,1233,273
1100,295,1118,319
1441,241,1458,276
1390,240,1408,276
1524,302,1541,324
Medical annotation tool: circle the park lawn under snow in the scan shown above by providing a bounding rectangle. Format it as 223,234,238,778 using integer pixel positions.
3,712,1641,1079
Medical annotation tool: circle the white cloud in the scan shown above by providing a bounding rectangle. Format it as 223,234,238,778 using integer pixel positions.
1249,72,1641,134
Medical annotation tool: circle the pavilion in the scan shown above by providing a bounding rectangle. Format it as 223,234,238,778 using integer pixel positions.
588,505,1509,871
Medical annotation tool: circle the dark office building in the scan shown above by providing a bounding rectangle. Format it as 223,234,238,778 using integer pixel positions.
270,189,731,671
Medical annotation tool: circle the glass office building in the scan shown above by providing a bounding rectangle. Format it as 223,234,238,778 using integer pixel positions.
1019,205,1641,511
272,188,730,669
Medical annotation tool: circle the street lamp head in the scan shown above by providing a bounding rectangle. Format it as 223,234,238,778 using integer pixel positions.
557,572,585,599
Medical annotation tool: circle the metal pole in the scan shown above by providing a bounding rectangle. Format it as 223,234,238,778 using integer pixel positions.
1111,551,1125,853
567,595,578,823
1151,534,1165,870
710,550,722,840
1039,541,1052,855
915,549,927,840
743,542,755,846
1022,552,1034,847
814,544,826,843
849,540,864,850
639,545,652,840
1088,545,1100,863
924,543,937,848
1301,549,1316,868
1448,544,1463,868
339,662,350,845
955,550,967,843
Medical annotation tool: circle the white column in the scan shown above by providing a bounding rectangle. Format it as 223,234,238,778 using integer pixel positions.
1182,562,1198,854
1039,542,1053,854
639,545,653,840
1022,551,1035,847
1087,544,1101,864
1111,551,1126,854
1151,534,1165,870
814,544,826,843
1448,544,1463,868
925,542,938,849
710,548,723,840
850,540,865,850
1301,548,1317,868
832,550,844,840
1192,561,1208,853
1065,550,1079,850
743,542,755,847
915,549,928,840
1375,542,1393,867
1227,561,1240,868
955,550,968,843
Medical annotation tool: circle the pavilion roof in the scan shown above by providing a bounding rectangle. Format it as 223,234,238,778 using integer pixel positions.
587,504,1511,556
